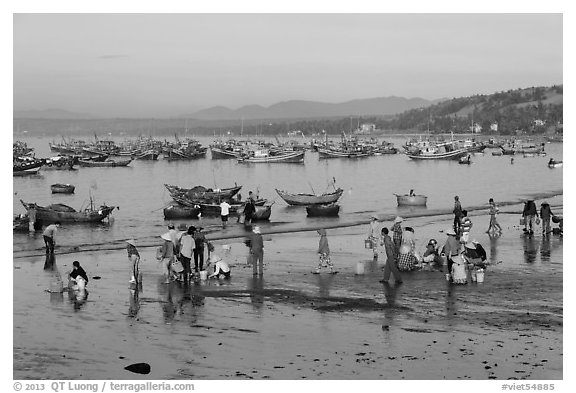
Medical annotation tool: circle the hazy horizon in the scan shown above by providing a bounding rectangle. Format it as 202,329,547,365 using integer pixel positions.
14,13,563,118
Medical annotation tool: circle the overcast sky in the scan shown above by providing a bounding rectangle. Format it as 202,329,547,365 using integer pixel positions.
13,13,563,118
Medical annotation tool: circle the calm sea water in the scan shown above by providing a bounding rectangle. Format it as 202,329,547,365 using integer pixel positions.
13,135,563,251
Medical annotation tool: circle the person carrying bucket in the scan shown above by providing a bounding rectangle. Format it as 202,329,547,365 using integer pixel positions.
313,228,337,274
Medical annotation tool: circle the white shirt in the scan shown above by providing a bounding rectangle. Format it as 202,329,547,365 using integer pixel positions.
220,201,231,216
179,234,194,258
210,260,230,277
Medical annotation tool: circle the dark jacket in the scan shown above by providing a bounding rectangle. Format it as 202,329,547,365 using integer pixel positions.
70,266,89,284
523,201,537,217
540,203,553,220
250,233,264,254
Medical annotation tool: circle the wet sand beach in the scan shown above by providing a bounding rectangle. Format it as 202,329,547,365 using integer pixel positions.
13,206,562,380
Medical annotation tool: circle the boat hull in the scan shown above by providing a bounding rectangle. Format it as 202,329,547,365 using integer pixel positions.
395,194,427,206
276,188,343,206
407,149,468,160
306,204,340,217
20,200,115,223
51,184,75,194
78,158,132,167
318,148,371,159
163,204,201,219
210,147,241,159
238,151,305,163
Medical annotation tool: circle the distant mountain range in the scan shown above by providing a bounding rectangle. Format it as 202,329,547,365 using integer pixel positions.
14,96,437,120
184,97,437,121
13,108,98,120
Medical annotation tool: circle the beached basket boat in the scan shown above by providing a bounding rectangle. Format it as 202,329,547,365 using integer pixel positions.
394,194,427,206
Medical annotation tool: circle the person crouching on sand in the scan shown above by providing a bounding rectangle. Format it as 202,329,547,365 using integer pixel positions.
313,228,336,274
207,253,231,279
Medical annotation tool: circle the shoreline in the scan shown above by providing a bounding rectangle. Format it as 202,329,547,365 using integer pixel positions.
13,207,563,380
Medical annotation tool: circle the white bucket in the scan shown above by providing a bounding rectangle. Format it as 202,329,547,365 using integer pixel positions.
364,239,373,249
199,270,208,280
476,270,485,283
75,277,86,291
355,261,365,275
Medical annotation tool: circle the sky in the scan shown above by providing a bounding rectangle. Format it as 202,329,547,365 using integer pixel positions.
13,13,563,118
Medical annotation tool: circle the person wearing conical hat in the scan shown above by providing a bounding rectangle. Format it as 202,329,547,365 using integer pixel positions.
158,231,177,283
441,227,461,281
126,239,140,285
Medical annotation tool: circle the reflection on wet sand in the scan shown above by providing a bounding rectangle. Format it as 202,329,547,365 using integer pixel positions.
316,274,336,298
523,233,539,264
488,232,500,264
248,276,265,314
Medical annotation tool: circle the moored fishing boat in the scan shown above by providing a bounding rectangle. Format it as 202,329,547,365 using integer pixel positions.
78,158,132,167
276,188,343,206
164,184,242,202
135,149,159,160
306,203,340,217
317,147,372,159
51,183,75,194
238,150,305,163
394,193,428,206
13,157,43,176
406,141,468,160
42,155,77,170
20,199,116,223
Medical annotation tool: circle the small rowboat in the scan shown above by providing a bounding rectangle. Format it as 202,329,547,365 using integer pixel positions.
548,160,563,168
51,183,75,194
306,203,340,217
458,156,472,164
20,199,116,223
394,194,427,206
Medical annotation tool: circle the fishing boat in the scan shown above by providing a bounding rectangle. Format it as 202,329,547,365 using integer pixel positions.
164,148,207,160
275,188,344,206
78,158,132,167
135,149,159,160
13,157,43,176
491,150,503,156
42,156,77,170
317,147,372,159
500,146,516,155
251,205,273,221
394,194,428,206
458,155,472,164
238,150,305,163
548,159,563,168
406,141,468,160
210,146,242,159
306,203,340,217
20,199,116,223
164,184,242,202
163,202,201,219
51,183,75,194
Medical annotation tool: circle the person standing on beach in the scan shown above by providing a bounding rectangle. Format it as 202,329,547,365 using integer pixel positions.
379,227,402,284
243,198,256,227
539,201,554,235
126,239,140,285
179,226,195,281
313,229,336,274
486,198,502,234
367,216,380,259
42,221,61,254
522,200,538,234
158,231,177,283
459,210,473,243
250,226,264,275
391,216,403,258
219,200,231,228
442,228,460,279
453,196,463,233
193,227,207,273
